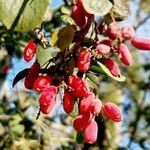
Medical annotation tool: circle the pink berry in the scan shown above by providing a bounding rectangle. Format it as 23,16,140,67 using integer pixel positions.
77,48,91,72
104,58,121,77
121,25,135,40
118,44,132,65
100,39,113,47
96,44,111,55
73,112,92,131
80,94,102,115
84,119,98,144
131,37,150,50
23,41,37,62
106,23,118,40
63,92,74,113
103,102,122,122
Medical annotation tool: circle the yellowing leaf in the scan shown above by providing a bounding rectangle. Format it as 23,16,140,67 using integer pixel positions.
50,25,75,50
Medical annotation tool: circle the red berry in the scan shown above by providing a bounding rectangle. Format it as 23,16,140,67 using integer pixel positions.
80,94,102,115
121,25,135,40
131,37,150,50
24,62,40,89
73,112,92,131
63,92,74,113
39,86,58,105
77,48,91,72
96,44,111,55
100,39,113,47
118,44,132,66
71,5,86,29
106,23,118,40
33,76,53,92
39,86,58,114
84,119,98,144
76,0,93,17
23,41,37,62
103,102,122,122
68,75,90,98
104,58,121,77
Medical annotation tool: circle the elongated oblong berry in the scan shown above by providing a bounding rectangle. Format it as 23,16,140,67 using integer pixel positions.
103,102,122,122
33,76,53,92
39,86,58,105
24,62,40,89
63,92,74,113
131,37,150,50
68,75,90,98
71,5,86,29
104,58,121,77
73,112,92,131
106,23,118,40
121,25,135,40
118,44,132,66
84,119,98,144
23,41,37,62
77,48,91,72
96,44,111,55
39,86,58,114
80,94,102,115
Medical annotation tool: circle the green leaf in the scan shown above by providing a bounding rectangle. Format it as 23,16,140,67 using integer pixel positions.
86,72,100,86
36,46,52,66
91,61,126,82
76,131,84,144
51,25,75,50
0,0,50,32
13,68,29,87
111,0,129,20
82,0,113,16
61,15,76,25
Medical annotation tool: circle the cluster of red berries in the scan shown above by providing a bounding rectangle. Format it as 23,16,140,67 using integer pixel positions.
19,0,150,144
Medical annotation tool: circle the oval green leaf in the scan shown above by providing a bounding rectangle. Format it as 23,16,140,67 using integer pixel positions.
36,46,52,66
91,61,126,82
82,0,113,16
0,0,50,32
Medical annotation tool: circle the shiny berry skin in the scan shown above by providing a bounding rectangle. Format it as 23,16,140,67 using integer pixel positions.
106,23,118,40
84,119,98,144
131,37,150,50
71,5,86,29
24,62,40,89
33,76,53,92
104,58,121,77
39,86,58,105
77,48,91,72
103,102,122,122
121,25,135,40
76,0,93,17
96,44,111,55
39,86,58,114
100,39,113,47
63,92,74,113
23,41,37,62
80,94,102,115
118,44,132,66
73,112,92,131
68,75,90,98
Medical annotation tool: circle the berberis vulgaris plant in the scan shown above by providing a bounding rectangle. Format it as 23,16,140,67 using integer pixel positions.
13,0,150,144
